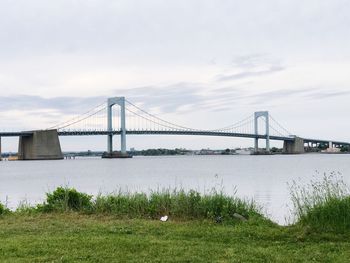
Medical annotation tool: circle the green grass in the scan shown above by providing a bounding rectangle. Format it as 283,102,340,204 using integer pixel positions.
1,213,350,262
0,203,5,215
94,188,262,221
290,173,350,233
26,186,264,223
2,175,350,262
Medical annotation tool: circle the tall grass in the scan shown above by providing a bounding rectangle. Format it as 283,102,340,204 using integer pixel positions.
0,201,10,215
94,188,262,221
290,173,350,232
37,187,93,212
0,202,5,215
26,186,263,222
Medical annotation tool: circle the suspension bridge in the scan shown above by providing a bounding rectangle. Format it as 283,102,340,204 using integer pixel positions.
0,97,349,160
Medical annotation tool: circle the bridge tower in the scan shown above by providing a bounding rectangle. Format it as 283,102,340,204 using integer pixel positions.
107,97,127,155
254,111,270,153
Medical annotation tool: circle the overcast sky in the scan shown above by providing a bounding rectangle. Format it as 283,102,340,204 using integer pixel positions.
1,0,350,151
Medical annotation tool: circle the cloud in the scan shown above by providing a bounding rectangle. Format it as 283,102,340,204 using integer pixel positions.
1,85,349,120
243,87,350,107
246,88,316,104
216,65,285,82
113,83,206,114
0,95,105,114
214,54,286,82
230,54,274,69
304,90,350,100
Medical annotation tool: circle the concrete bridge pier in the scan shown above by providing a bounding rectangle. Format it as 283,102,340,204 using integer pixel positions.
0,136,2,161
254,111,270,153
104,97,131,158
283,137,305,154
18,129,63,160
107,97,126,154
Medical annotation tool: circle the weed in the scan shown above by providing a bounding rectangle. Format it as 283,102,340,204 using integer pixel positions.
289,172,350,232
94,188,262,222
38,187,93,212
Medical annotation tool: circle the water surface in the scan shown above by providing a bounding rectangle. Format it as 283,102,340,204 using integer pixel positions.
1,154,349,224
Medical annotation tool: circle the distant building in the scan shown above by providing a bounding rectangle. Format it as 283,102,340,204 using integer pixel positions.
198,149,215,155
236,149,253,155
322,148,341,153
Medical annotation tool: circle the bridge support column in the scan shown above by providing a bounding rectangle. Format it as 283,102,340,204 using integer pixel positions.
18,129,63,160
104,97,130,158
120,98,127,154
107,133,113,154
107,101,113,154
283,137,305,154
0,136,2,161
254,111,270,153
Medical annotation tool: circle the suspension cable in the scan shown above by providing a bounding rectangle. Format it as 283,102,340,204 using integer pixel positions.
125,99,198,131
48,101,106,129
56,105,107,130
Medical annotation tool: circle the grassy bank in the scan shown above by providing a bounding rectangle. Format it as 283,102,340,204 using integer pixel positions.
15,187,264,223
1,213,350,262
290,173,350,233
1,175,350,262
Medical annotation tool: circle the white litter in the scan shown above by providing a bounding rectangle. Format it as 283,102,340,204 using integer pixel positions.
160,215,168,222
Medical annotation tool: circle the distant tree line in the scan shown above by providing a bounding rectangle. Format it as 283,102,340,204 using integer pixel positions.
131,148,190,156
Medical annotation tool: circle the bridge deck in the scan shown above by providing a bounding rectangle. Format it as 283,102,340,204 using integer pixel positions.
1,130,349,146
56,130,294,141
0,132,33,137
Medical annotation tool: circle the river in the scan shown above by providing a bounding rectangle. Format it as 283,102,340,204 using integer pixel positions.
1,154,349,224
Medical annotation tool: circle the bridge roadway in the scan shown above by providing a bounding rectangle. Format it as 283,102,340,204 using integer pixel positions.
0,132,34,137
1,130,350,146
57,130,294,141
